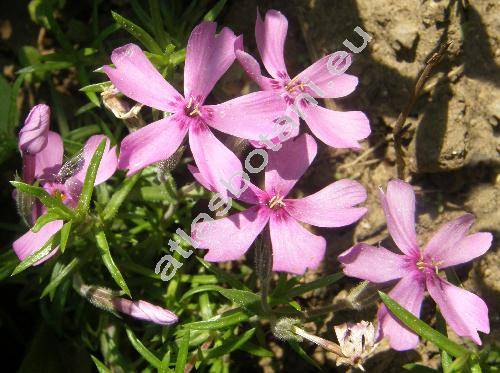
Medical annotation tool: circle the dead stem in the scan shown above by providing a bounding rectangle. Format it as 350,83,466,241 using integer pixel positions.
392,41,452,179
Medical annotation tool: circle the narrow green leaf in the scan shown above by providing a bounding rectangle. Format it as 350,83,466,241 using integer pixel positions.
31,210,64,232
185,309,249,330
95,230,131,297
217,289,261,314
59,221,72,253
447,354,470,373
285,272,344,298
203,0,228,21
205,328,255,360
10,181,74,217
195,257,249,290
103,173,141,221
90,355,110,373
8,75,24,135
379,291,469,358
67,125,101,142
79,81,112,94
179,285,223,303
175,329,190,373
76,138,106,217
239,342,274,358
403,363,439,372
149,0,170,47
125,328,161,368
12,234,57,275
41,257,79,298
111,11,162,54
159,350,171,373
288,340,321,370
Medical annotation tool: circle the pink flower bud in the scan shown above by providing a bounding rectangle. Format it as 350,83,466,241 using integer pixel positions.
113,298,178,325
19,104,51,154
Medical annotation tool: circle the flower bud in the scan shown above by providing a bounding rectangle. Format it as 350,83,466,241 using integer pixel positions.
113,298,179,326
73,274,178,326
19,104,50,154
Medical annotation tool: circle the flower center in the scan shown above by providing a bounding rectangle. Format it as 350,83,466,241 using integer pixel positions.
268,195,285,209
185,97,201,117
284,76,306,94
416,256,443,275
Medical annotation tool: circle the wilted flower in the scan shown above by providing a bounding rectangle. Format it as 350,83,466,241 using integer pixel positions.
236,10,370,148
101,85,144,130
334,321,376,371
13,106,118,263
103,22,286,198
190,133,367,274
339,180,492,350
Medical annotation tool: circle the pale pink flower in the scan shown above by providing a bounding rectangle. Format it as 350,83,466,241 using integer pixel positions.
236,10,370,148
103,22,286,197
339,180,492,350
190,134,367,274
13,107,118,263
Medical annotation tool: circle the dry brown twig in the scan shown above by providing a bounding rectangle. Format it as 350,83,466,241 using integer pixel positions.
392,41,452,179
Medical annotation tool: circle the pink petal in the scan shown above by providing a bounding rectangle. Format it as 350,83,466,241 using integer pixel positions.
103,44,181,112
284,179,367,227
265,133,317,197
34,131,63,181
338,243,412,283
427,275,489,345
249,110,300,149
295,53,358,98
72,135,118,186
379,180,419,256
255,10,289,79
19,104,50,154
118,116,188,176
439,233,492,268
188,165,265,204
424,214,492,267
205,91,286,141
235,49,274,90
193,206,270,261
269,211,326,274
189,124,243,199
113,298,178,325
184,22,237,101
301,103,370,149
12,220,63,263
377,274,425,351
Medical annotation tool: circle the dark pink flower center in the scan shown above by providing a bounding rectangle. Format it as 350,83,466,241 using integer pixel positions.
184,96,202,118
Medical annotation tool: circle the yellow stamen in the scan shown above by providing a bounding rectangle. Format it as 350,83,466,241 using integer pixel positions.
268,195,285,209
188,105,200,116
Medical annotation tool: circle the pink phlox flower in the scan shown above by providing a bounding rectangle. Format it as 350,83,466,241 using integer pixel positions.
103,22,286,198
13,106,118,264
236,9,370,149
190,133,367,275
338,179,492,350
